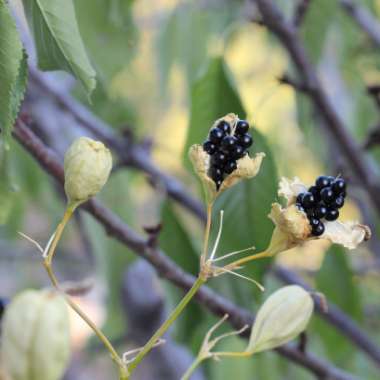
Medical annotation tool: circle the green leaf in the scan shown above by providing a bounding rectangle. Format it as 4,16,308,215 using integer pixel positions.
160,201,199,274
214,129,278,284
74,0,138,85
184,57,278,302
22,0,96,95
0,0,25,142
159,201,203,343
0,144,15,224
184,57,246,167
300,0,338,63
156,2,239,93
314,246,362,367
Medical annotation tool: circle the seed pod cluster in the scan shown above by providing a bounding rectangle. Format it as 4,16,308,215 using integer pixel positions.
296,175,347,236
202,119,254,189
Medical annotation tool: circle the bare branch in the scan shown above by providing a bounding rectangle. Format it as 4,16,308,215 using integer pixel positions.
254,0,380,220
293,0,312,28
12,120,358,380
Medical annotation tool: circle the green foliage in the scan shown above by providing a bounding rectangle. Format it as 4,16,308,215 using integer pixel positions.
156,1,238,93
185,57,278,300
0,0,26,144
22,0,96,95
74,0,138,85
185,57,246,165
300,0,338,63
159,202,204,343
0,145,15,224
314,246,362,367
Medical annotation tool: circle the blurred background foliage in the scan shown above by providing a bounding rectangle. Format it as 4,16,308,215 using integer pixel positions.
1,0,380,379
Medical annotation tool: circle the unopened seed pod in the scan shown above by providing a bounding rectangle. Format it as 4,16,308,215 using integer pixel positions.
1,290,70,380
247,285,313,354
64,137,112,205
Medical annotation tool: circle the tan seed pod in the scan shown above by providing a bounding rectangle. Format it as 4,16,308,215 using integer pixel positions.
1,290,70,380
64,137,112,206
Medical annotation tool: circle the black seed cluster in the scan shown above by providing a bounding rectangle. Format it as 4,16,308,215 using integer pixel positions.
202,119,253,189
296,175,347,236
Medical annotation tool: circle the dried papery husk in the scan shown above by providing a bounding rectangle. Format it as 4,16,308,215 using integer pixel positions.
247,285,314,353
64,137,112,206
265,177,371,254
1,289,70,380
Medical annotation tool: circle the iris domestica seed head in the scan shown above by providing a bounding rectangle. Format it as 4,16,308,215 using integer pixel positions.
295,176,347,236
189,114,265,202
64,137,112,206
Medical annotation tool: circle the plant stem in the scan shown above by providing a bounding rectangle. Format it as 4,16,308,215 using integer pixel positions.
200,202,213,266
43,206,128,378
225,250,272,270
128,275,206,373
127,202,213,374
45,205,75,266
181,357,203,380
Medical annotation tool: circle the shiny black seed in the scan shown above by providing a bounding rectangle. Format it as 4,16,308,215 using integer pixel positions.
296,193,305,204
203,140,217,155
332,178,346,194
210,166,223,180
239,133,253,148
301,192,315,209
215,178,223,190
209,127,225,143
332,196,345,209
224,160,237,174
295,203,305,213
232,145,245,159
320,187,335,204
212,151,227,165
325,208,339,221
235,120,249,135
312,222,325,236
306,208,315,219
316,175,333,189
314,205,327,219
217,120,231,134
221,135,238,151
309,185,321,202
309,217,320,228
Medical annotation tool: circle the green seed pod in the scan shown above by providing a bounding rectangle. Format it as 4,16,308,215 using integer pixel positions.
1,290,70,380
247,285,313,354
64,137,112,206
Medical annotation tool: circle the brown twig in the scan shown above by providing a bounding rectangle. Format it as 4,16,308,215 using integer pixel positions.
12,120,358,380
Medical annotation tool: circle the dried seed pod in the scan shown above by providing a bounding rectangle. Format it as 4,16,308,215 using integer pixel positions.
266,177,371,254
1,290,70,380
247,285,314,354
64,137,112,206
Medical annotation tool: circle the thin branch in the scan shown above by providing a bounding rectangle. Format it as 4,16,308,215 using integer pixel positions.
253,0,380,224
340,0,380,48
293,0,312,28
28,67,206,222
24,70,380,368
12,120,358,380
278,73,308,93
